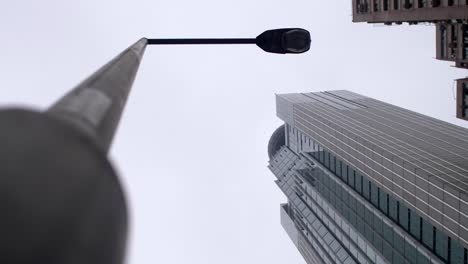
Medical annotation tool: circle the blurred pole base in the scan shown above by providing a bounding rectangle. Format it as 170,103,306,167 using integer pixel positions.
0,108,127,264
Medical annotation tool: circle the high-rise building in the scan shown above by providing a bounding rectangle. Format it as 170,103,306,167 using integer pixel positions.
352,1,468,24
268,90,468,264
352,0,468,70
351,1,468,120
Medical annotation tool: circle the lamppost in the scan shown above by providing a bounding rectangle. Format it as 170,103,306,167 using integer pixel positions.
148,28,311,54
0,28,310,264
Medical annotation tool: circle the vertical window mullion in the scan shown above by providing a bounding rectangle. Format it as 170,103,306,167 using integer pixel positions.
419,217,423,242
464,248,467,264
368,181,371,201
377,187,380,208
397,201,400,223
448,237,452,264
407,209,411,234
333,156,337,173
353,170,356,189
386,194,390,216
360,175,363,194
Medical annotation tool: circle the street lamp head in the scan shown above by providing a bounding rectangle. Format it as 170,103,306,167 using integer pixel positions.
256,28,311,54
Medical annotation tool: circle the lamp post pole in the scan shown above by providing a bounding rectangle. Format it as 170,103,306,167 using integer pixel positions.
0,28,310,264
47,38,148,153
0,38,148,264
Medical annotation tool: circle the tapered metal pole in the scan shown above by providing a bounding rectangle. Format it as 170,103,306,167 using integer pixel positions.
47,38,148,153
0,38,149,264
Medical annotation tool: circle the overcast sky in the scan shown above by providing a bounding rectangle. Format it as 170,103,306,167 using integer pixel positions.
1,1,468,263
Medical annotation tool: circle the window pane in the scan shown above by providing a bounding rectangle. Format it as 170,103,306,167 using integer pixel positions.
365,223,374,244
342,164,348,182
343,206,351,221
349,169,356,189
416,249,430,264
342,190,349,207
358,236,366,252
393,230,405,254
379,189,388,214
349,211,357,228
374,215,383,235
330,155,336,173
404,240,417,263
383,222,393,244
330,178,336,194
355,173,363,194
422,219,434,250
382,239,393,262
409,212,421,240
435,229,448,261
323,173,330,188
324,151,330,168
349,194,357,212
399,203,409,231
366,243,376,263
363,177,371,200
336,184,343,200
357,216,366,235
337,200,345,216
356,201,365,219
388,195,398,222
313,143,319,159
336,160,342,177
364,206,374,226
393,250,404,264
451,239,464,264
329,190,335,208
374,233,383,254
371,183,379,207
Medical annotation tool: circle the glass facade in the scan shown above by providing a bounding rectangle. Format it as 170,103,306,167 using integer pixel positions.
269,90,468,264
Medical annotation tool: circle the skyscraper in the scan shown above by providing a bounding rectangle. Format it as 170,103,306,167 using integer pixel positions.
268,90,468,264
351,1,468,120
352,1,468,25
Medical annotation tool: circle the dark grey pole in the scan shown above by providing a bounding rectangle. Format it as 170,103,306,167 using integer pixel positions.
0,38,149,264
46,38,148,153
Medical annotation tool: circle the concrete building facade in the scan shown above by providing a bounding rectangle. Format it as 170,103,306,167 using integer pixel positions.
352,0,468,24
436,23,468,68
351,1,468,120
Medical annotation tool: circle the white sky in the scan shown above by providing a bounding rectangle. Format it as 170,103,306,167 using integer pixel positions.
1,1,467,263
